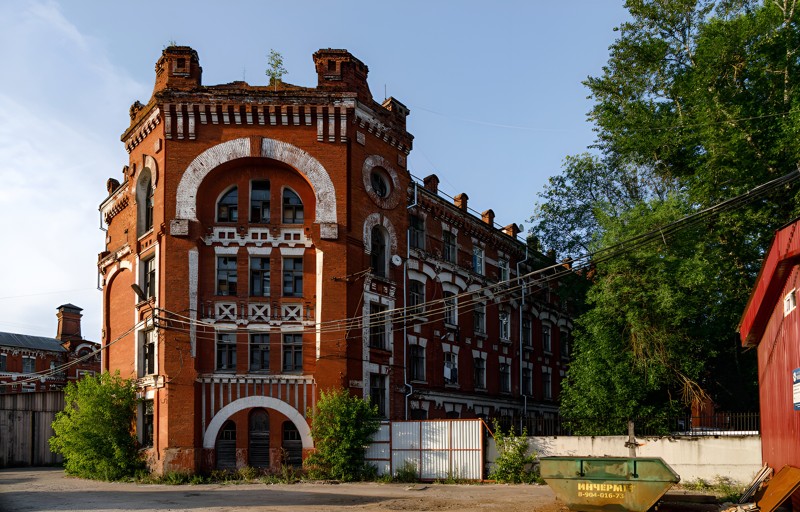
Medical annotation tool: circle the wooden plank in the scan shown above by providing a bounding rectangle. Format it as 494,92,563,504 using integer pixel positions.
756,465,800,512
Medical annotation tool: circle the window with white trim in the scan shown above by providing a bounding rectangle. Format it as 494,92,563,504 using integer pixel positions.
473,302,486,335
250,257,270,297
499,362,511,393
141,328,157,376
0,353,5,371
444,351,458,385
369,373,387,417
369,302,388,350
522,367,533,395
282,257,303,297
443,291,457,326
250,180,270,223
473,357,486,389
409,280,425,317
560,330,570,359
217,187,238,222
143,256,156,299
410,344,425,381
542,322,552,353
522,316,532,347
282,333,303,372
282,189,304,224
443,231,457,263
542,366,553,400
472,247,484,275
249,333,270,372
498,258,509,283
499,311,510,341
22,356,35,374
370,226,387,277
785,289,797,316
409,215,425,250
217,256,238,296
141,400,154,448
216,332,237,371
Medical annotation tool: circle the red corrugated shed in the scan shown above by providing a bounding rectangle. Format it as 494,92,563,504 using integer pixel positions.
739,218,800,499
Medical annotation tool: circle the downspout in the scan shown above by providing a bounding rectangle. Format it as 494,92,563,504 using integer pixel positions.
404,182,419,420
517,244,529,419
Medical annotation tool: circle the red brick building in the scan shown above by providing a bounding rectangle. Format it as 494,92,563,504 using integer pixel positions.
0,304,100,393
99,46,573,473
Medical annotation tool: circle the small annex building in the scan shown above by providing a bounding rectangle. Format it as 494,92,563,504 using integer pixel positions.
99,46,576,474
740,217,800,508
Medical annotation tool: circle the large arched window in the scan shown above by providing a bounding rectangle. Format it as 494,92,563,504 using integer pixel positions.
282,188,304,224
371,225,387,277
136,169,154,237
217,187,238,222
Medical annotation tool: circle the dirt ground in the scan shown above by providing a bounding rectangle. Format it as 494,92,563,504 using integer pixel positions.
0,467,567,512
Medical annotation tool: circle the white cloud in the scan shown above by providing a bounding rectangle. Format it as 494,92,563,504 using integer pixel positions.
0,1,147,340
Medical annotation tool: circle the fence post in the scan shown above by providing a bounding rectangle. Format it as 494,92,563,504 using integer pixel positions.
626,420,636,457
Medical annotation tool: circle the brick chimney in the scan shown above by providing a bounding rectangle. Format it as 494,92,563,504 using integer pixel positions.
481,209,495,226
454,193,469,211
153,45,202,94
423,174,439,194
502,223,521,238
313,49,373,103
56,304,83,350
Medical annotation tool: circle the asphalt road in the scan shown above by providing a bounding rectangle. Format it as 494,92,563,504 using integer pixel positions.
0,467,563,512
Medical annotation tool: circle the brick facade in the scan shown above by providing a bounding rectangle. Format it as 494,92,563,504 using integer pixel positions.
0,304,100,393
99,46,573,474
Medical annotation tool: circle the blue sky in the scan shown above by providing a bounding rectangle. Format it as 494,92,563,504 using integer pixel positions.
0,1,628,340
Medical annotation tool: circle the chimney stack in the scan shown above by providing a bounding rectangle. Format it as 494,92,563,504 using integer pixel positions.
481,209,495,226
423,174,439,194
502,223,521,238
454,193,468,211
56,304,83,349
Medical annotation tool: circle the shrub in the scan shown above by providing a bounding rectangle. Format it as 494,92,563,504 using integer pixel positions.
489,420,537,484
393,460,419,483
304,388,381,481
50,371,144,480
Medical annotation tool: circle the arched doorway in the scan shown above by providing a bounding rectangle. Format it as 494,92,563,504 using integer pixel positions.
282,421,302,468
249,409,270,468
215,421,237,469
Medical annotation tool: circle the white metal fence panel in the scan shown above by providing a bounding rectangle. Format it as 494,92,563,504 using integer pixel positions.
366,419,484,481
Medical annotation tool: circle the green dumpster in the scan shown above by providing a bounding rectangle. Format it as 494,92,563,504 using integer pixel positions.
540,457,680,512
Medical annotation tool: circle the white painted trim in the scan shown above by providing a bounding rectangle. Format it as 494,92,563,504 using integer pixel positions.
280,247,306,256
202,396,312,449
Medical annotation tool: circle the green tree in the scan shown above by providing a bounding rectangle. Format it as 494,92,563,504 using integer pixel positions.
50,371,143,480
533,0,800,421
265,49,287,90
304,388,381,481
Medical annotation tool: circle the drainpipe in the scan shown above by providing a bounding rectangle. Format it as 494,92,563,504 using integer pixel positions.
404,182,419,419
517,245,529,418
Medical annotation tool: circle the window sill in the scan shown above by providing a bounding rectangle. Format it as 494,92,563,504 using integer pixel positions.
410,379,427,384
499,338,512,344
522,345,534,351
444,322,458,330
444,383,460,389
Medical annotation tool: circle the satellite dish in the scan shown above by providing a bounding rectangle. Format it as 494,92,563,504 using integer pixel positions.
391,254,403,266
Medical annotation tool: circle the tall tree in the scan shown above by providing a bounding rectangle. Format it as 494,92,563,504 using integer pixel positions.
532,0,800,427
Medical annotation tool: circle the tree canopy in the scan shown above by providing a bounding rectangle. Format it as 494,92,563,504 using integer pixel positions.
531,0,800,429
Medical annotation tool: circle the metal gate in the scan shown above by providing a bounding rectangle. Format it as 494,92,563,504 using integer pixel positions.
366,419,485,481
216,421,237,469
248,409,270,468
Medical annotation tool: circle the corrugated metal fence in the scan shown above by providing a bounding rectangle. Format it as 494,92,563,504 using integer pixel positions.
366,419,485,481
0,391,64,467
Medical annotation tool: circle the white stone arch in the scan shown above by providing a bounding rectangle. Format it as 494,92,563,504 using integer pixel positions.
203,395,312,449
175,137,337,228
557,317,573,330
362,213,399,256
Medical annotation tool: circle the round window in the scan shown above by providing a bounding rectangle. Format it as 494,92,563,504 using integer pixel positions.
371,169,390,198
